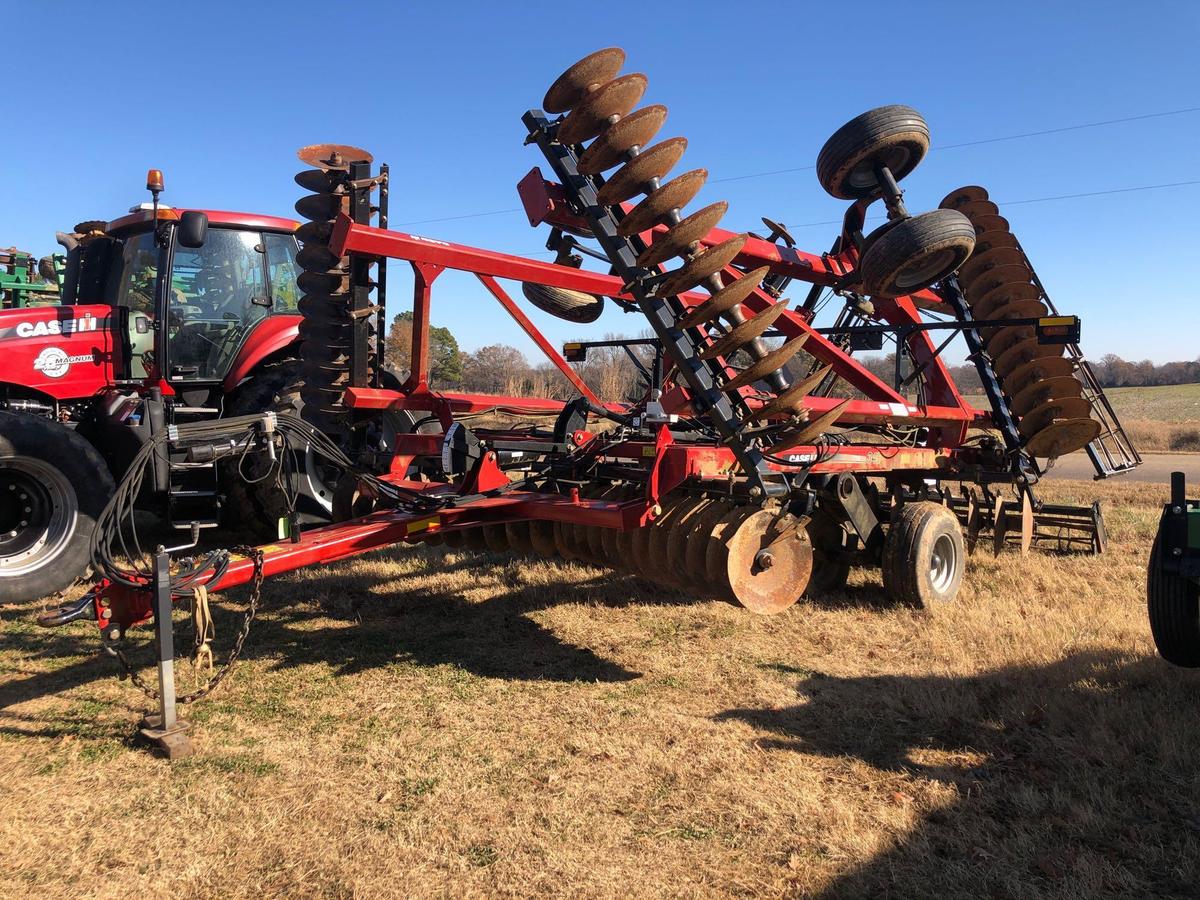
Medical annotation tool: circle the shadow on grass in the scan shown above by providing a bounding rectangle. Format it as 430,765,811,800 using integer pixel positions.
717,651,1200,898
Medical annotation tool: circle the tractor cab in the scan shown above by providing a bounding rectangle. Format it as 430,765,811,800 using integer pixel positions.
65,172,301,397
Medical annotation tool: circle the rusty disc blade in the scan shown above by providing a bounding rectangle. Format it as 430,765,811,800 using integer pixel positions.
994,336,1066,381
723,334,810,391
1019,397,1094,439
74,219,107,235
772,398,852,452
684,501,734,592
958,247,1028,287
619,170,710,240
295,192,347,222
557,74,648,145
750,365,832,421
482,524,510,553
596,137,688,206
297,244,344,272
462,527,489,552
640,497,689,586
505,521,535,556
297,270,348,294
442,530,464,550
297,143,372,171
955,199,1001,221
294,169,345,193
665,497,709,583
699,298,791,361
1002,354,1076,399
970,214,1010,236
635,200,727,267
660,235,748,298
295,220,334,245
678,266,768,328
578,104,668,174
971,229,1020,256
1024,418,1102,459
940,185,990,209
1011,374,1084,418
586,485,623,561
983,298,1048,325
968,264,1035,301
602,484,638,561
544,47,626,113
972,280,1041,319
528,520,558,557
705,506,757,587
719,510,812,614
553,520,579,561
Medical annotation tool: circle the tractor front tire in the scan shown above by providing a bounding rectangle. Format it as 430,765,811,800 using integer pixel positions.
0,411,114,603
882,501,965,608
1147,533,1200,667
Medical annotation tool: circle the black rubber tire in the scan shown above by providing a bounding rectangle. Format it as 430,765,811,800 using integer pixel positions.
0,411,114,603
882,501,965,608
816,105,930,200
858,209,976,298
1147,532,1200,667
521,282,605,324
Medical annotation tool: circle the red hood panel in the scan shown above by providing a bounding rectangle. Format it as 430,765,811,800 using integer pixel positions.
0,305,120,400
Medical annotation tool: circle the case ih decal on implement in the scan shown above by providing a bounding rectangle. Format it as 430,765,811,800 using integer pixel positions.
33,48,1139,757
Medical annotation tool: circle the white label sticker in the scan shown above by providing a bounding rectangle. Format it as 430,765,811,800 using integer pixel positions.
33,347,94,378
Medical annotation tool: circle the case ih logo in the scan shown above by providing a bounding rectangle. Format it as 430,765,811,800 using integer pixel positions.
33,346,94,378
14,314,100,338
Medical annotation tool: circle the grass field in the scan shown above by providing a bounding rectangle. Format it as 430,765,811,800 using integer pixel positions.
1,478,1195,898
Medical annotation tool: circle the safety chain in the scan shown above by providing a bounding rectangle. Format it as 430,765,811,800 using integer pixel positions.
112,546,266,705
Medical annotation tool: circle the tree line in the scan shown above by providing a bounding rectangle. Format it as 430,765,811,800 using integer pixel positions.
385,313,1198,401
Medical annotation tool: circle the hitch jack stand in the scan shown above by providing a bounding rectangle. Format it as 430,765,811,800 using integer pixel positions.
136,548,193,760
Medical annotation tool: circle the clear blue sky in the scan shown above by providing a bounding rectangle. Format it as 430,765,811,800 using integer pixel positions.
3,0,1197,365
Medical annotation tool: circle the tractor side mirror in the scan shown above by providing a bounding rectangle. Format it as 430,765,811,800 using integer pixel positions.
177,211,209,248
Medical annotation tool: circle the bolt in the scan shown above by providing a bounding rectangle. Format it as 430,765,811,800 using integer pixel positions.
6,484,13,491
749,486,763,498
19,520,27,527
1173,506,1183,514
1174,548,1183,556
754,550,775,570
101,609,111,620
23,507,30,514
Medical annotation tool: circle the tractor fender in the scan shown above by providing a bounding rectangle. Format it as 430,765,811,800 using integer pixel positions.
222,314,302,393
0,304,119,400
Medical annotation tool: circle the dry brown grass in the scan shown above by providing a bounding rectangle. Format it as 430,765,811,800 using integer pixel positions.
0,479,1195,898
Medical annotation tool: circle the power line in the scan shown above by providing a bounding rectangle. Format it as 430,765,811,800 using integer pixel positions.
393,105,1200,227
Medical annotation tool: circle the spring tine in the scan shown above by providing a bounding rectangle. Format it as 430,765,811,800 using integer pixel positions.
723,334,809,391
698,299,790,361
750,365,834,421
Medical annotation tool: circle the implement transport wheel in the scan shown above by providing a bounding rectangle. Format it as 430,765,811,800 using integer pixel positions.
0,411,114,603
1147,534,1200,667
858,209,976,298
521,282,605,324
816,105,930,199
882,502,966,608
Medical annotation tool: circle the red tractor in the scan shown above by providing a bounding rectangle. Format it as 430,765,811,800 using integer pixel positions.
0,170,323,603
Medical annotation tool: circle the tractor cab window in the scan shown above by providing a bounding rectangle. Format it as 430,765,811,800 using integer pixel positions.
167,228,269,380
105,229,159,378
263,232,300,312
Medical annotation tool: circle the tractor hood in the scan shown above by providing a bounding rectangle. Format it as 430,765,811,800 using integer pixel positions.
0,304,120,400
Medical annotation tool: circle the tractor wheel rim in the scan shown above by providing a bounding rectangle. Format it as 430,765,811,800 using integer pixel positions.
0,457,77,577
929,532,958,594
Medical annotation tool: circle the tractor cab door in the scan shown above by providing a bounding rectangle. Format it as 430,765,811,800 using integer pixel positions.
103,229,160,380
164,228,274,382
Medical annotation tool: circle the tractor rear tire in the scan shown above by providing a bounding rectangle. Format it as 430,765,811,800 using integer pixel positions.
1147,533,1200,667
0,411,114,603
858,209,976,298
882,501,965,608
816,105,930,200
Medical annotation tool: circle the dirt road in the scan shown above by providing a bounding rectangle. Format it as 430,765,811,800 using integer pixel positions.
1043,451,1200,483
